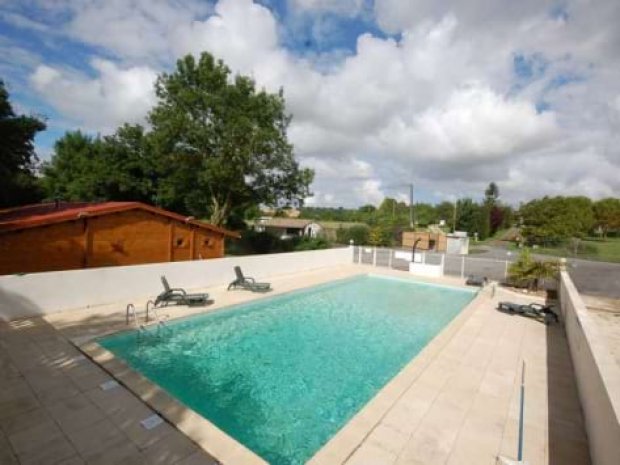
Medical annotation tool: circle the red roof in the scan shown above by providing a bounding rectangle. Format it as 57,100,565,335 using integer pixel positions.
0,201,239,238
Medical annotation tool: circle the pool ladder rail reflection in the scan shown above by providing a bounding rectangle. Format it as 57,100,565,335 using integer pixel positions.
125,301,172,340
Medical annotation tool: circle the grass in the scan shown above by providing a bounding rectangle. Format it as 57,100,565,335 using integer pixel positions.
476,228,514,244
522,237,620,263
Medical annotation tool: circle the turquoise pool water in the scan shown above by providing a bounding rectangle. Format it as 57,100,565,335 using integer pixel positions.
100,275,476,464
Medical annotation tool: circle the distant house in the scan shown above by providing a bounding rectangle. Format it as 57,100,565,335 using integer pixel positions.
0,201,239,275
251,217,365,241
402,229,469,255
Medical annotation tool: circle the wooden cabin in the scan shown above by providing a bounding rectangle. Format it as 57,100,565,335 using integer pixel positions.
402,231,448,252
0,202,239,275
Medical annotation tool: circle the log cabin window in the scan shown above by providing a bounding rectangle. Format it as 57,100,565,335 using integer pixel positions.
175,237,185,247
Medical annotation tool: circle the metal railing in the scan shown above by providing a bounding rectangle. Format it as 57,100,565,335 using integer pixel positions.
352,246,514,283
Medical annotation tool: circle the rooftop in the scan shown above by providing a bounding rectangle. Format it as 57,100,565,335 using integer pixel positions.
0,201,239,237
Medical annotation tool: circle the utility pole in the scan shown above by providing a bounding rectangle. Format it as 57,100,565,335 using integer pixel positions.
452,200,457,233
409,183,414,229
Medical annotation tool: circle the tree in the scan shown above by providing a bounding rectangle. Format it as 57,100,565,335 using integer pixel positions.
455,198,478,235
593,198,620,239
508,249,559,291
520,196,595,244
368,226,389,246
41,131,103,201
484,182,499,205
490,206,504,234
149,53,313,226
434,201,455,229
336,225,370,245
0,80,46,207
97,124,157,203
42,125,157,203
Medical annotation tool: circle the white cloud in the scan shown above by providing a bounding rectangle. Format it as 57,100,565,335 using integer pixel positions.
16,0,620,205
30,59,157,131
288,0,367,17
171,0,279,73
376,84,557,161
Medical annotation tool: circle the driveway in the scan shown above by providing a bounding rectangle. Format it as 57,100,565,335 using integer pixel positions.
471,244,620,299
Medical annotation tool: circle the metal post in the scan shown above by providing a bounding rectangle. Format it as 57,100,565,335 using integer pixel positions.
358,246,362,263
452,201,457,232
504,260,509,279
409,183,414,228
461,256,465,278
518,361,526,461
373,247,377,266
388,249,393,268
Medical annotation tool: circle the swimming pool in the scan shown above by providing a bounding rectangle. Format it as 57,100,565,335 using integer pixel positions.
100,275,476,464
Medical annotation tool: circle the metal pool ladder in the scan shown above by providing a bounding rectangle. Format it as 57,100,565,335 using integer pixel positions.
125,302,171,340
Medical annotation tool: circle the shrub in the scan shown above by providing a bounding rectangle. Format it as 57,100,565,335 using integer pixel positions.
336,225,370,245
508,249,559,290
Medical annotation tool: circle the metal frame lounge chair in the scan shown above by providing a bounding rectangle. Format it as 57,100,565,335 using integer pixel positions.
227,266,271,292
466,275,488,287
155,276,210,307
498,301,559,325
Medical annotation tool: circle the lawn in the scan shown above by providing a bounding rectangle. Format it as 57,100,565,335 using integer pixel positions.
527,237,620,263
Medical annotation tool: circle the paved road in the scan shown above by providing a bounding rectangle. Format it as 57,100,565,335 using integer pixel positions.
471,245,620,298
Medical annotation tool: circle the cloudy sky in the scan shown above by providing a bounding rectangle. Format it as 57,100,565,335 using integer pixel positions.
1,0,619,206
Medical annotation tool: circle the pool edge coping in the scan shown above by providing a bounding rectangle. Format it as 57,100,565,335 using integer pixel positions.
307,286,487,465
75,340,269,465
68,268,483,465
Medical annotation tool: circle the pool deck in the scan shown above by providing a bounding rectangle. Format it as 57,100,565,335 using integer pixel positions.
0,264,591,465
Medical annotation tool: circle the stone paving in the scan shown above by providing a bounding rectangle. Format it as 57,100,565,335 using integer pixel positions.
1,265,592,465
338,285,590,465
0,317,217,465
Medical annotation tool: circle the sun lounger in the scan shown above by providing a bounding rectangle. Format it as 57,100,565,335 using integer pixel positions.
498,301,559,324
155,276,209,307
227,266,271,292
466,275,488,287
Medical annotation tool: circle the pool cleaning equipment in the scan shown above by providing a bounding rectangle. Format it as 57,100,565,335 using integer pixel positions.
497,361,528,465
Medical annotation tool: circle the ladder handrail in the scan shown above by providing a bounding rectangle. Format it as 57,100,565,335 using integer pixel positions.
126,303,138,326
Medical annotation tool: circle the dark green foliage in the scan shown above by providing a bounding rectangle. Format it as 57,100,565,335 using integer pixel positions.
40,53,312,228
149,53,313,225
42,125,156,203
508,249,559,290
520,196,595,244
0,80,46,207
293,236,330,251
434,201,456,229
336,225,370,245
226,230,329,255
593,198,620,239
368,225,391,246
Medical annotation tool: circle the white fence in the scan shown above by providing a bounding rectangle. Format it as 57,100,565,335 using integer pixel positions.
353,246,512,282
559,270,620,465
0,247,352,320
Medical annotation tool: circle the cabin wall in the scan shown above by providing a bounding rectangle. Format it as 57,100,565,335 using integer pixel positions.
402,232,447,252
0,220,86,274
0,210,226,275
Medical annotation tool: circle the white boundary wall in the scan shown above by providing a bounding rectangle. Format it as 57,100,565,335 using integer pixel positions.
0,247,353,320
559,270,620,465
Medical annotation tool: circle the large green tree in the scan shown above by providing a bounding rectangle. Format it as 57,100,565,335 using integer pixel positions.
42,125,156,203
520,196,595,244
593,198,620,239
149,53,313,226
0,80,46,207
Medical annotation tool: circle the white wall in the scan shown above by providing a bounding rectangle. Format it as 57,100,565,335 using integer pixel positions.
559,270,620,465
0,247,353,320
